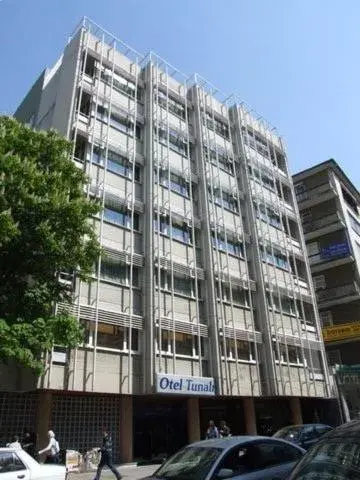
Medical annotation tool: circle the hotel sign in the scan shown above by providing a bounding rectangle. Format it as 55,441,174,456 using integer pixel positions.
336,365,360,386
322,321,360,343
321,242,350,260
156,373,215,396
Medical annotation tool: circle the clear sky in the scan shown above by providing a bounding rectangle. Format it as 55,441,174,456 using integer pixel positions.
0,0,359,184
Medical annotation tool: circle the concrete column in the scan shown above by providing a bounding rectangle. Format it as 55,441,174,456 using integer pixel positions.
290,397,303,425
187,398,201,442
36,390,52,453
120,396,133,463
243,397,257,435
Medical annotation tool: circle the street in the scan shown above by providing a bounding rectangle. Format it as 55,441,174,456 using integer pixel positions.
68,464,159,480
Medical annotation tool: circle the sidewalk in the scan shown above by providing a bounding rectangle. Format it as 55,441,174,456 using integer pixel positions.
69,464,159,480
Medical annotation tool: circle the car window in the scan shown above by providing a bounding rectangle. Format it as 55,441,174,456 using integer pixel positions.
289,439,360,479
154,446,222,480
315,425,332,436
301,426,318,440
0,452,26,473
216,442,302,476
273,426,302,441
252,442,303,469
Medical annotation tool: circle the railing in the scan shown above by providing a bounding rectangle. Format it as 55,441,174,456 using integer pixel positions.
296,182,335,203
303,213,341,234
317,282,360,302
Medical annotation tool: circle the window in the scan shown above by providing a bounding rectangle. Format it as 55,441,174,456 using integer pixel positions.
97,105,140,138
342,187,358,214
349,213,360,236
157,126,188,156
204,146,234,174
0,452,26,473
212,233,244,257
156,271,198,297
104,206,139,230
313,275,326,290
83,321,139,351
101,69,136,98
255,202,282,229
158,170,189,197
83,54,96,78
78,91,91,117
221,338,254,361
211,188,238,212
327,349,341,366
217,283,250,307
156,90,186,119
154,218,192,244
93,147,140,181
100,259,139,287
159,330,203,356
275,344,303,365
261,246,289,270
289,440,360,479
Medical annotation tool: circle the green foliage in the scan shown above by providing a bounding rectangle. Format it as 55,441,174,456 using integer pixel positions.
0,116,101,373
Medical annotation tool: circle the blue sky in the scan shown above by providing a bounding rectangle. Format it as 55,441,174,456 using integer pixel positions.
0,0,359,184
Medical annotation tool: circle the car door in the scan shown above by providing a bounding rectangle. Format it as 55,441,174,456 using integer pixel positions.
0,452,30,480
211,441,303,480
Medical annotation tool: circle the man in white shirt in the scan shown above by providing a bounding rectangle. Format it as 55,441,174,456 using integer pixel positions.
38,430,60,464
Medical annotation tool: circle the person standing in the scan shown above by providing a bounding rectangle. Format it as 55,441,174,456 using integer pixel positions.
38,430,60,464
22,431,36,459
93,429,122,480
205,420,219,439
219,421,231,438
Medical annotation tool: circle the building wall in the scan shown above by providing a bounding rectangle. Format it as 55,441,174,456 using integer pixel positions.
13,19,331,400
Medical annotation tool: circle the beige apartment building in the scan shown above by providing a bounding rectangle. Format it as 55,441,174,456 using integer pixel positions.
1,17,339,462
294,159,360,419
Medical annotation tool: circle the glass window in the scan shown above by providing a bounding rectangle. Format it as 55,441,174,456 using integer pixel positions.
157,91,186,119
84,322,139,351
103,207,139,230
221,339,254,361
159,331,203,357
100,260,138,286
212,234,243,257
173,276,193,296
155,446,222,480
289,440,360,479
101,70,136,98
154,218,191,244
160,171,189,197
158,127,188,156
0,452,26,473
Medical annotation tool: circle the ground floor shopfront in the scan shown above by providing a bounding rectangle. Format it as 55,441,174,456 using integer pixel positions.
0,390,341,464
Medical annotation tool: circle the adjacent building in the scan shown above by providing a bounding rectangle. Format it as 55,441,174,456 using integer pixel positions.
5,17,337,462
294,159,360,419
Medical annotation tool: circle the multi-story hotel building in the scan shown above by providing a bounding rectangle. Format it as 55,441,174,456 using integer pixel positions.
294,159,360,419
5,17,337,462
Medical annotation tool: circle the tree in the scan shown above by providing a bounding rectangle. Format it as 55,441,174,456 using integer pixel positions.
0,116,101,373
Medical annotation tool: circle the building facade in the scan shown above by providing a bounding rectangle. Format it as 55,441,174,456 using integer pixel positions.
294,159,360,419
10,18,337,462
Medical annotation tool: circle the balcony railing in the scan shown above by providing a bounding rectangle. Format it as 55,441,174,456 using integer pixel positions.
317,282,360,303
302,213,342,234
296,182,336,203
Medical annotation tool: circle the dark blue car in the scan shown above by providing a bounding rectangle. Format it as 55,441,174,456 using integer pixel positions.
273,424,333,451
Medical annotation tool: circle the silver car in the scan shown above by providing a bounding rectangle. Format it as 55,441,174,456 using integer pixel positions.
143,436,305,480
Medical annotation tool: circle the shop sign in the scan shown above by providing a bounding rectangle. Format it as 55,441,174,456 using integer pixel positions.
336,365,360,386
321,242,350,260
156,373,215,396
322,321,360,343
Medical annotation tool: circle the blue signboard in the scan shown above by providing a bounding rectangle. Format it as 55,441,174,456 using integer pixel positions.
321,242,350,260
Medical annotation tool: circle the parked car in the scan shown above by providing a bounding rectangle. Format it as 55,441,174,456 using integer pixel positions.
286,419,360,479
0,448,67,479
142,436,305,480
273,424,333,450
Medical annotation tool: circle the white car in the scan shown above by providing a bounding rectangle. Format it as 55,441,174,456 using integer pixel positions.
0,448,67,479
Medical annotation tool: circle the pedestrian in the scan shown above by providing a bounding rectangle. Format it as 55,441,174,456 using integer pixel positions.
219,421,231,438
38,430,60,464
205,420,219,439
6,435,22,449
22,431,36,459
93,428,122,480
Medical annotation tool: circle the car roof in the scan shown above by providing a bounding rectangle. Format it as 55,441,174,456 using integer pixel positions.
321,420,360,439
188,435,302,450
287,423,332,428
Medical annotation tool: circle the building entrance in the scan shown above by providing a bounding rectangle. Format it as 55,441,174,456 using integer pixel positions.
133,397,187,461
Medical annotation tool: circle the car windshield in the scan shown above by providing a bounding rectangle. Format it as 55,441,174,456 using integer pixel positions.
273,426,302,441
289,439,360,479
154,446,222,480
